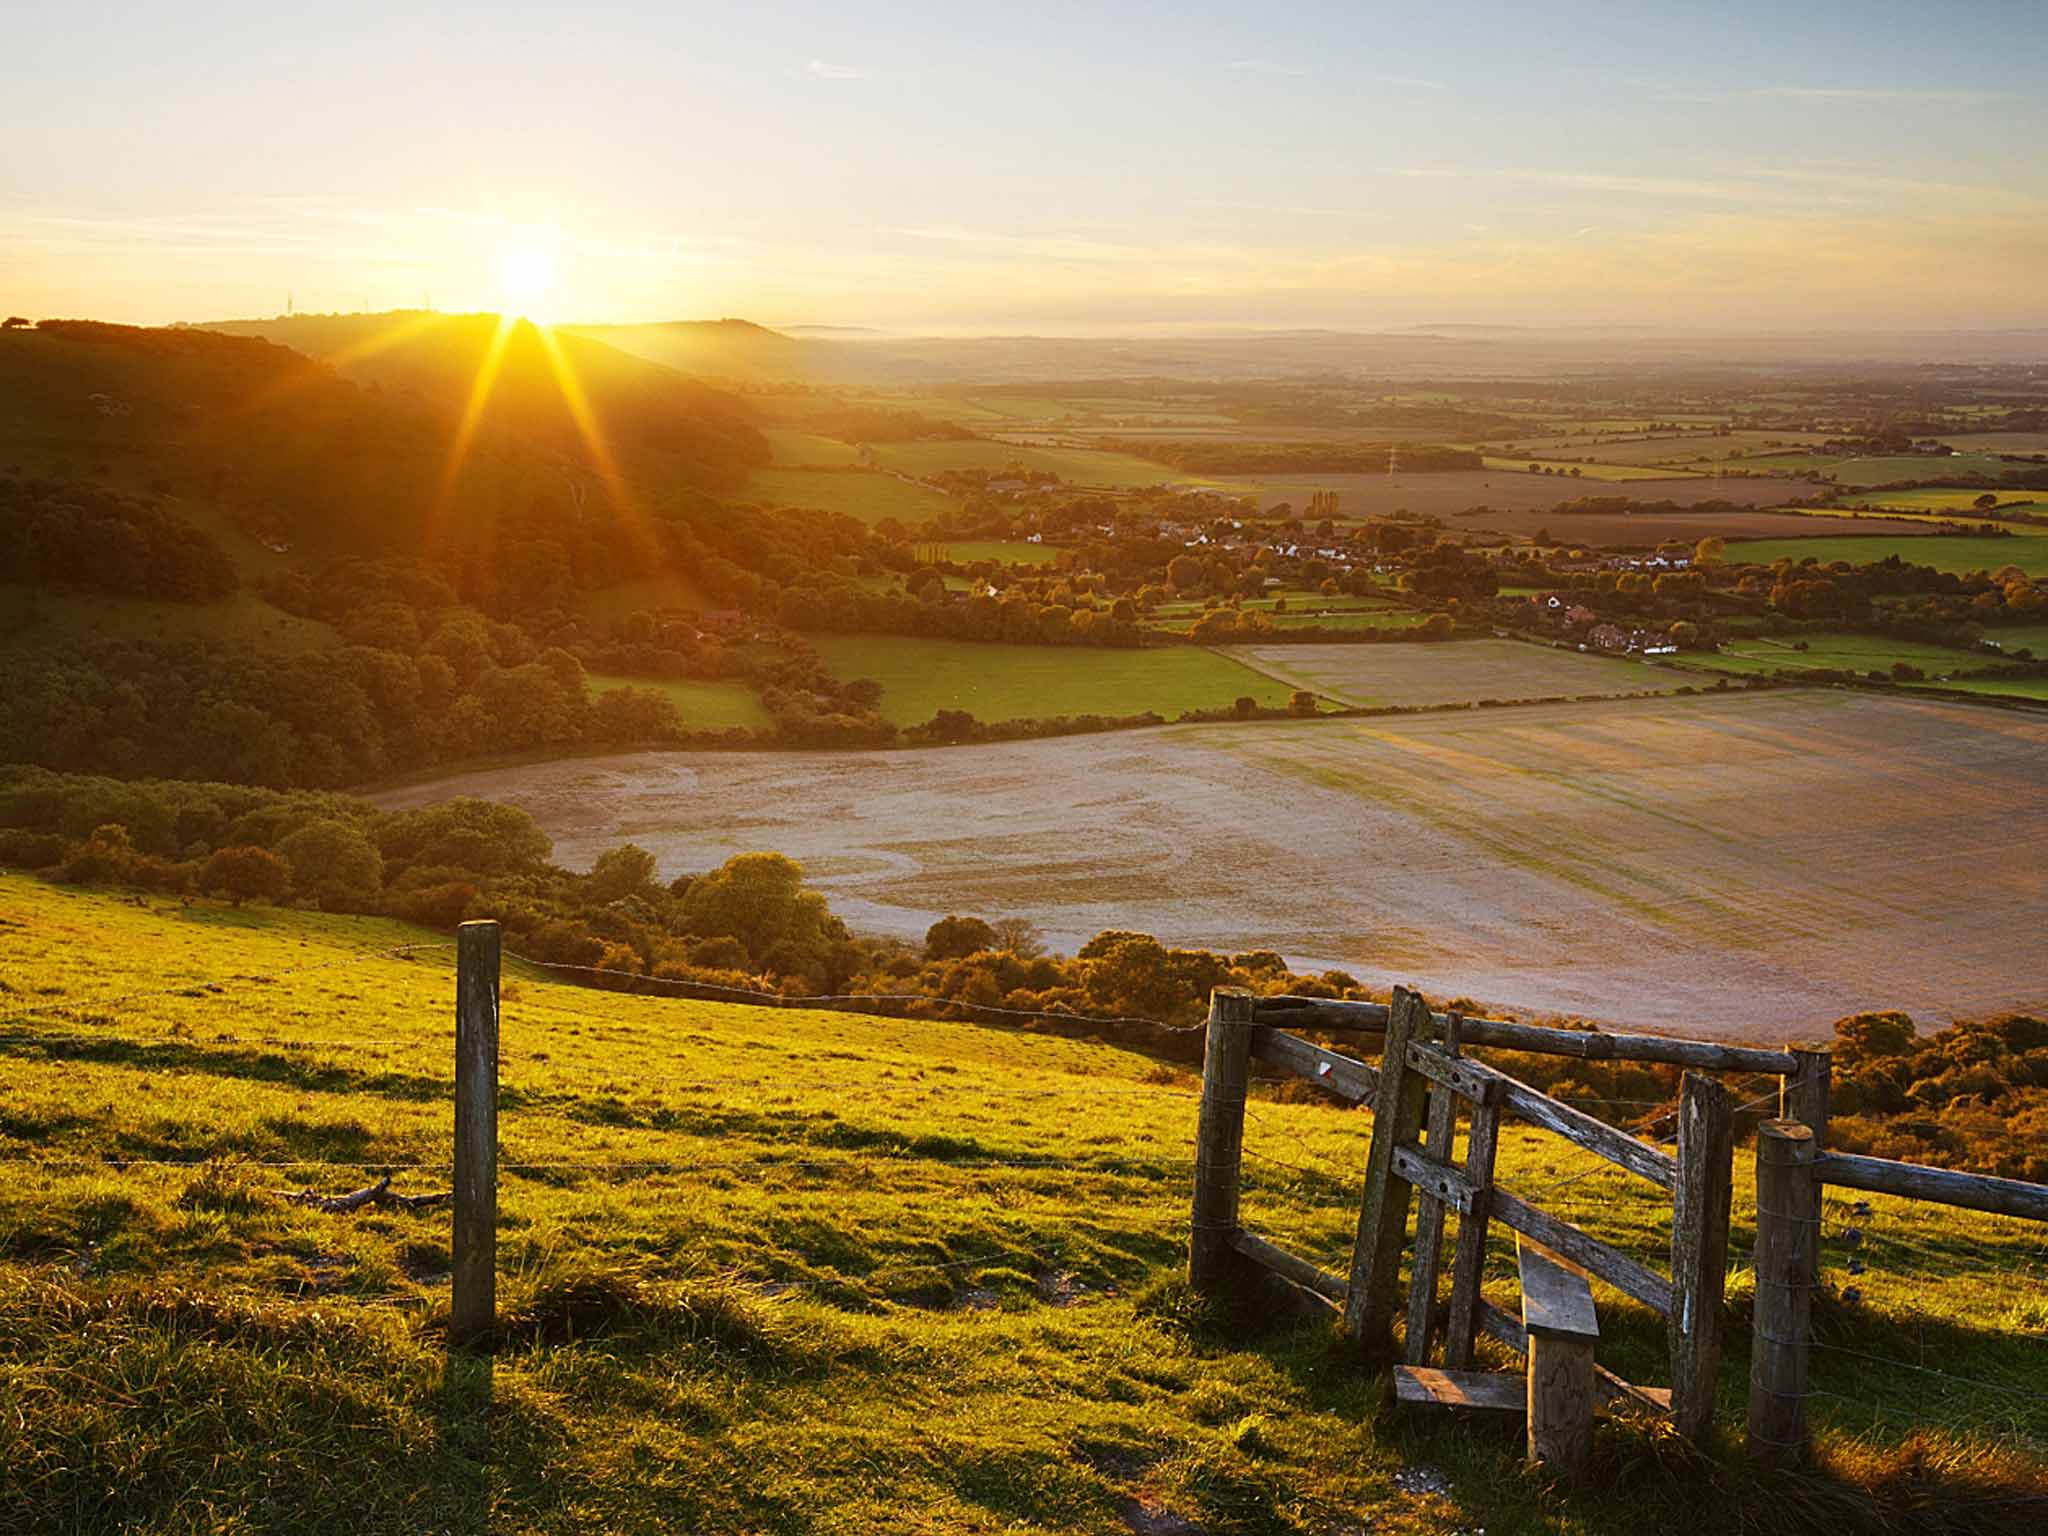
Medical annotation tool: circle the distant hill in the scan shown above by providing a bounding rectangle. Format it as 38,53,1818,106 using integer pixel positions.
0,315,768,565
558,317,833,384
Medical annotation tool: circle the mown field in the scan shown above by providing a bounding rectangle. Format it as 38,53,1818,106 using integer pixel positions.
1224,639,1676,710
2,878,2043,1535
1731,533,2048,577
809,635,1295,724
370,690,2048,1038
1208,471,1814,524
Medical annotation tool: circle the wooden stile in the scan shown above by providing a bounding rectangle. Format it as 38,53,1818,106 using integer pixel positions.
1404,1014,1462,1365
1668,1072,1734,1445
1443,1089,1503,1371
1748,1120,1817,1466
1345,987,1431,1345
1189,988,1256,1295
1520,1241,1599,1478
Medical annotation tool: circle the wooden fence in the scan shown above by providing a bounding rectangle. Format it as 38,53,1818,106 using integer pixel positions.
1186,984,2048,1470
429,931,2046,1469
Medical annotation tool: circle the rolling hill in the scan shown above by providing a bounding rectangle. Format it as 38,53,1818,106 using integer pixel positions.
0,876,2041,1533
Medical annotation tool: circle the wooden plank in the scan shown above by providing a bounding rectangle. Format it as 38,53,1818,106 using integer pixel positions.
1189,989,1256,1295
1476,1301,1673,1417
1404,1014,1463,1366
1527,1327,1595,1477
1815,1151,2048,1224
1668,1072,1734,1446
1492,1187,1675,1317
1344,986,1431,1345
1498,1078,1678,1192
1251,1027,1376,1104
1254,998,1798,1075
1229,1228,1347,1304
1749,1121,1817,1467
1404,1037,1496,1105
452,920,501,1350
1394,1365,1525,1414
1518,1240,1600,1340
1392,1145,1479,1215
1443,1096,1501,1371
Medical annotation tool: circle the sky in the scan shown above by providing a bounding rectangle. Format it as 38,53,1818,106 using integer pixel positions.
3,1,2044,333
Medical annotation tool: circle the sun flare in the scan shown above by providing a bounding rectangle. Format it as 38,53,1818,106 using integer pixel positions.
494,242,557,319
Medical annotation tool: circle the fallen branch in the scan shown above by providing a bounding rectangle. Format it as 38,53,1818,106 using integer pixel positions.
282,1174,453,1213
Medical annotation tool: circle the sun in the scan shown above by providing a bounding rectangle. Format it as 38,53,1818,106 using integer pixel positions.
493,243,557,319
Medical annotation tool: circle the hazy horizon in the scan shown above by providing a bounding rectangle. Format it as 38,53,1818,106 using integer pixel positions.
6,2,2044,334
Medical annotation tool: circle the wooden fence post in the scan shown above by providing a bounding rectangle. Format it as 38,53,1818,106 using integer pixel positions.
1783,1047,1831,1231
1345,986,1430,1346
1669,1071,1734,1445
1189,987,1255,1297
1404,1012,1462,1365
1747,1119,1816,1466
452,920,500,1349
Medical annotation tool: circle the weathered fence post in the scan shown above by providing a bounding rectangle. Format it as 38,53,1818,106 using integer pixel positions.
1521,1242,1599,1480
1345,986,1431,1346
1669,1071,1734,1445
1783,1047,1831,1228
1747,1119,1816,1466
1404,1011,1462,1365
1189,987,1255,1297
452,919,500,1349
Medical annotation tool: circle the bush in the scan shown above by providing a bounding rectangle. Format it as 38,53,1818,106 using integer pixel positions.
200,845,290,905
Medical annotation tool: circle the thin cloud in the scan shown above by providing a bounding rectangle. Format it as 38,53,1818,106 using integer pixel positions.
806,59,869,80
1229,58,1309,76
1752,86,2018,104
1387,167,1767,202
1188,198,1371,218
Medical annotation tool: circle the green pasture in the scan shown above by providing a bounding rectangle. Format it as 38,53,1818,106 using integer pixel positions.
1730,533,2048,577
585,673,772,729
809,633,1293,723
1480,457,1694,482
1670,632,1995,680
0,582,336,655
737,466,954,525
870,439,1196,489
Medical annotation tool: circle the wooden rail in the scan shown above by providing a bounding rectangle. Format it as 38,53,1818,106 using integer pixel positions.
1255,996,1799,1075
1230,1228,1346,1303
1815,1150,2048,1223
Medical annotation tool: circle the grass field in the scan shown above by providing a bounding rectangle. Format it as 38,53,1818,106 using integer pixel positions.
872,440,1195,489
1669,633,1995,681
1847,488,2046,515
1730,533,2048,577
1826,454,2016,487
739,467,954,525
809,635,1294,723
932,540,1063,566
761,427,868,467
2,877,2042,1533
586,674,772,729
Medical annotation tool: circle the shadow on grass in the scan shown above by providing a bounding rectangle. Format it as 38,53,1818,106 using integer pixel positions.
1150,1268,2048,1536
437,1348,495,1535
0,1030,451,1102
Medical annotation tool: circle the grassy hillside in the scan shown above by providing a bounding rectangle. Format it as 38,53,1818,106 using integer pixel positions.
1,877,2042,1533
